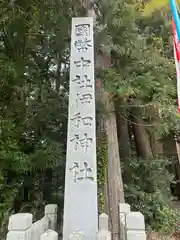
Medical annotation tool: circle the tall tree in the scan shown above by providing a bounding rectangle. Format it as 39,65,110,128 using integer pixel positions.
86,2,125,239
0,0,84,229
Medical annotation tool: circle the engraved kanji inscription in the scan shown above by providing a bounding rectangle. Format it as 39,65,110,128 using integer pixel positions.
78,162,94,181
72,74,92,88
69,162,80,183
75,24,90,36
70,133,92,153
76,93,93,107
74,57,91,68
70,112,93,128
74,38,92,52
69,161,94,183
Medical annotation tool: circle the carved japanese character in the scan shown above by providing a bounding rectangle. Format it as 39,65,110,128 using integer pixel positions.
77,162,94,181
69,161,94,183
75,24,90,36
70,135,80,151
70,133,92,153
70,113,81,128
72,74,92,88
74,57,91,68
76,93,93,107
69,162,80,183
79,133,92,153
82,116,93,126
70,112,93,128
74,38,92,52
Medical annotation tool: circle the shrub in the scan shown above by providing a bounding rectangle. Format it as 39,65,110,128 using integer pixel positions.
123,156,180,234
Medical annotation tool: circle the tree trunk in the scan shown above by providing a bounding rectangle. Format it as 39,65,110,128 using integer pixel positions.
104,92,125,240
115,101,131,159
96,77,124,240
150,130,163,156
130,106,153,158
86,4,124,239
148,106,163,156
43,168,53,203
163,135,180,199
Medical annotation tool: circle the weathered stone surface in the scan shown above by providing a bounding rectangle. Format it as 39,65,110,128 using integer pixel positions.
8,213,33,231
45,204,58,214
99,213,108,230
119,203,130,214
119,203,131,240
31,216,50,240
40,229,58,240
126,231,146,240
45,204,58,230
63,17,98,240
96,214,111,240
126,212,146,240
6,228,32,240
126,212,145,230
69,230,85,240
6,204,59,240
96,230,111,240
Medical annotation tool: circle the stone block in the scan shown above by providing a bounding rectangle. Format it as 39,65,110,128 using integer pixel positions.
6,227,32,240
45,204,58,214
126,212,145,230
119,203,130,213
8,213,33,231
40,229,58,240
127,231,146,240
96,229,111,240
99,213,108,230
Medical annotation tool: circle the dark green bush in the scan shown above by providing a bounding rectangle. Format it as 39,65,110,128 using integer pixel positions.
123,157,180,233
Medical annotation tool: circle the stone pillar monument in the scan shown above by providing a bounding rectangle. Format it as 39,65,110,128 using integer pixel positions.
63,17,98,240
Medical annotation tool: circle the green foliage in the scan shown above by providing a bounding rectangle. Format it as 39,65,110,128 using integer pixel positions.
0,0,180,237
97,130,108,212
97,0,179,137
96,0,180,233
151,205,180,234
123,156,177,232
96,0,180,234
0,0,84,228
142,0,180,16
0,119,29,172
